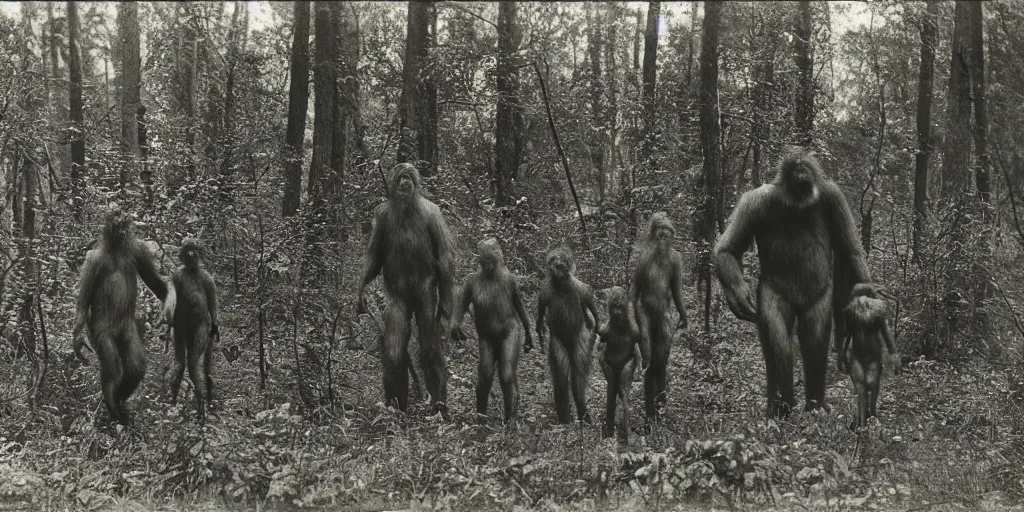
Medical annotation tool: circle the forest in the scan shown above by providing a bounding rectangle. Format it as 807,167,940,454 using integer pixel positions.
1,1,1023,510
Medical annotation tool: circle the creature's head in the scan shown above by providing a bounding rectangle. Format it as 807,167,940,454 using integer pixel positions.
178,238,205,268
647,212,675,250
775,147,823,209
546,246,574,281
606,286,629,322
389,162,421,203
847,283,889,323
102,207,134,246
477,238,504,275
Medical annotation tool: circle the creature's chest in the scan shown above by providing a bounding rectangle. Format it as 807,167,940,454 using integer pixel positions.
473,278,513,312
547,288,585,331
755,205,830,255
389,220,433,258
637,258,671,289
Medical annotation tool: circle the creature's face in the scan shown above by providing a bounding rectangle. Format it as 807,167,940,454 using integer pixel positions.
607,288,628,321
391,164,420,200
546,249,573,281
104,211,133,241
478,253,500,275
654,226,673,247
477,239,503,275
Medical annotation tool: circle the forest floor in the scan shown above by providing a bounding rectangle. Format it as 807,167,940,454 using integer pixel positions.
3,304,1024,511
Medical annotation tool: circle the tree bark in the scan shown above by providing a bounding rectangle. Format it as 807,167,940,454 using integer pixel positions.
942,1,972,200
966,1,990,212
494,0,522,207
116,1,141,187
793,0,814,147
310,1,339,201
586,4,605,204
221,1,247,179
282,1,311,217
640,1,660,168
913,0,938,263
67,1,84,220
398,1,438,177
698,1,722,333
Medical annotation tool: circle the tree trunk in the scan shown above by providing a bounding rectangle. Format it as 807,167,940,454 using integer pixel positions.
310,1,338,201
966,2,990,212
494,0,522,207
221,1,247,179
333,4,360,203
585,4,605,204
116,2,141,189
640,1,660,169
913,0,938,263
604,5,619,198
282,1,311,217
942,2,972,200
698,1,722,333
176,2,198,185
398,0,438,177
67,1,84,220
793,0,814,147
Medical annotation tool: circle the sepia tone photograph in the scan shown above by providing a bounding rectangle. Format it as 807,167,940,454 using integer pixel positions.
0,1,1022,510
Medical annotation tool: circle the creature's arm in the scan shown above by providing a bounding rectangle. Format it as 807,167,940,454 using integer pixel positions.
824,182,871,284
135,242,169,301
202,270,219,329
712,189,762,322
583,285,600,331
671,253,688,329
536,292,548,340
510,278,534,352
429,202,456,323
72,249,101,358
449,277,474,341
836,309,854,373
881,320,896,354
357,207,387,313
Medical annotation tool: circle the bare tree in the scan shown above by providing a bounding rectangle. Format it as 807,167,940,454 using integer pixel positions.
67,1,84,220
913,0,939,263
493,0,523,206
398,1,438,177
697,1,722,332
282,1,311,217
115,1,141,190
793,1,814,146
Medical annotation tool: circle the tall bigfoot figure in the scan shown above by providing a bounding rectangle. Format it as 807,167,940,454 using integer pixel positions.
598,287,642,444
73,210,174,424
357,163,455,417
165,239,219,423
839,283,895,428
631,212,688,422
713,149,870,418
536,247,600,424
450,238,534,423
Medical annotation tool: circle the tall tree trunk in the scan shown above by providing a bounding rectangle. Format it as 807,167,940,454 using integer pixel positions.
604,5,618,198
793,0,814,147
398,0,438,177
685,2,698,91
221,1,246,179
333,4,360,203
750,3,774,187
585,3,605,204
913,0,938,263
698,1,722,333
942,2,972,200
176,2,198,185
640,1,660,169
965,0,991,336
67,1,84,220
310,1,338,201
282,0,311,217
494,0,522,207
116,2,141,189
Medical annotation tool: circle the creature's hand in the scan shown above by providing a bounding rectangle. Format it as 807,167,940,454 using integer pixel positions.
524,332,534,354
211,323,220,339
724,284,757,323
676,315,688,331
450,323,466,342
162,294,176,326
836,353,849,375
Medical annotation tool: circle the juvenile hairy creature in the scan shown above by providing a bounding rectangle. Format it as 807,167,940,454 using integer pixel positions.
450,238,534,423
631,212,688,422
598,287,642,444
713,149,871,418
72,210,173,425
357,163,455,418
536,246,600,424
164,239,219,423
840,283,895,428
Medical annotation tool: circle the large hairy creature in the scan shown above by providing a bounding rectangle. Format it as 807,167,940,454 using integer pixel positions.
357,163,455,417
631,212,688,421
840,283,895,428
165,239,219,423
598,287,642,444
451,238,534,423
72,210,173,425
713,149,871,418
536,246,600,424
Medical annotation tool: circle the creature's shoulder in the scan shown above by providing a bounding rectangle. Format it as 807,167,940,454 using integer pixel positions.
573,277,594,297
817,179,847,204
845,296,887,324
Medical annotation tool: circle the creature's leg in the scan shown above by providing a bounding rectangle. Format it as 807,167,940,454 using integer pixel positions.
647,309,671,419
166,328,187,405
415,290,448,416
850,359,867,428
618,359,636,444
549,336,572,424
570,330,593,423
118,327,148,406
476,337,496,419
187,323,212,422
204,336,214,406
866,361,881,420
797,290,832,411
757,285,796,418
497,330,522,423
382,299,413,411
601,360,617,438
94,332,124,422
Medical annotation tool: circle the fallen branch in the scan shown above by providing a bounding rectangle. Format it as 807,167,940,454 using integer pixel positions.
533,58,586,233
